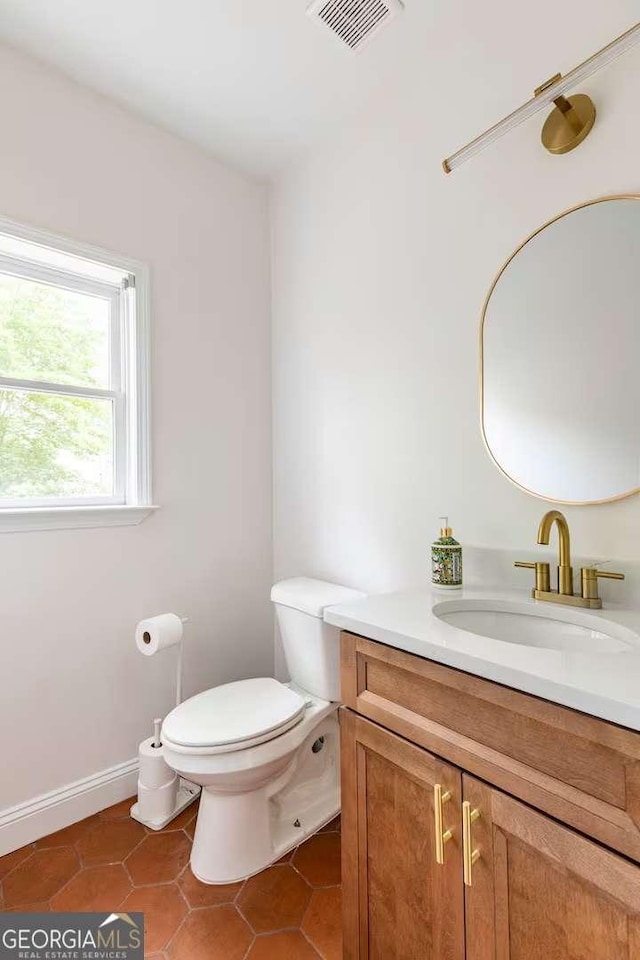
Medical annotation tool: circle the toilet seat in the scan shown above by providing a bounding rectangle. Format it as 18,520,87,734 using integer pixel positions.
162,678,308,755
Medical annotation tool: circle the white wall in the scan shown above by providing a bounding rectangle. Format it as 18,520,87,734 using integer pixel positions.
0,44,273,813
271,0,640,600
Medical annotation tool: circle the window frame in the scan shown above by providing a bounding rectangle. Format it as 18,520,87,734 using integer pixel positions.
0,216,155,532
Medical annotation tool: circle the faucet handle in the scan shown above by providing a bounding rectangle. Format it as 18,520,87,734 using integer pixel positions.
586,560,624,579
581,564,624,602
515,561,551,594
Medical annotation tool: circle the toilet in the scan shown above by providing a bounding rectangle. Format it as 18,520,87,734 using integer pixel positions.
161,577,365,884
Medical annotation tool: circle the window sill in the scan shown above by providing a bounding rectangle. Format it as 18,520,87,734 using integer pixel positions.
0,504,159,533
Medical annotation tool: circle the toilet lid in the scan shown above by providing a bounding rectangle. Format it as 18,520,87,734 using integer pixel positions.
162,678,307,749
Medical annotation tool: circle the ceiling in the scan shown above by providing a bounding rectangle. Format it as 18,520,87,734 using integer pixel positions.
0,0,419,178
0,0,636,179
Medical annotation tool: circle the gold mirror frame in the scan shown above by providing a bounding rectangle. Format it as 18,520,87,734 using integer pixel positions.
479,194,640,507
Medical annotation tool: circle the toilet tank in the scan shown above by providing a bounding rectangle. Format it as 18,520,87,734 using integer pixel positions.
271,578,366,701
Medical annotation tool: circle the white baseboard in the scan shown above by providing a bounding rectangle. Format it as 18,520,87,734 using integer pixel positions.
0,758,139,857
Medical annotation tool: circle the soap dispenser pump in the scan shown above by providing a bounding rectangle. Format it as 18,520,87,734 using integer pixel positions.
431,516,463,589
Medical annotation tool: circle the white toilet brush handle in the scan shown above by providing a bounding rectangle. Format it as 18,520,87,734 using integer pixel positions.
175,641,183,707
152,718,162,749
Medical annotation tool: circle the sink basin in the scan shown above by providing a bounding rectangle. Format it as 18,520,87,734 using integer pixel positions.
432,598,636,654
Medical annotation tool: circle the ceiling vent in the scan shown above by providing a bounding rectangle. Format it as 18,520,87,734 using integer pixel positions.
307,0,404,53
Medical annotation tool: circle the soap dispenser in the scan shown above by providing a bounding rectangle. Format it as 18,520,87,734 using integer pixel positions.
431,517,463,589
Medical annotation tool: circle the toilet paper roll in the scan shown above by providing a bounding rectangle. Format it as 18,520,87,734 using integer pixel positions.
137,777,179,823
135,613,183,657
138,736,175,790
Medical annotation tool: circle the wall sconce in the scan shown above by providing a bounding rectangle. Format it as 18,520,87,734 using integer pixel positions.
443,21,640,173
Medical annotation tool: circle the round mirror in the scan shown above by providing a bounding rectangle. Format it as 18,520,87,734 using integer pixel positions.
481,196,640,505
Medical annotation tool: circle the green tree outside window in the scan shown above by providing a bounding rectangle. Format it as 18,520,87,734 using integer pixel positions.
0,275,113,499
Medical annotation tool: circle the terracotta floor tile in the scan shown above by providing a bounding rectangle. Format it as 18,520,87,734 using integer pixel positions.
293,833,341,887
3,801,341,954
3,901,50,912
177,865,243,908
126,832,191,885
99,796,137,820
119,883,188,953
77,817,145,865
167,904,252,960
50,863,132,912
184,819,196,839
35,815,98,849
275,848,295,864
0,844,34,879
238,864,311,933
319,815,341,833
3,846,79,907
302,886,343,960
247,930,321,959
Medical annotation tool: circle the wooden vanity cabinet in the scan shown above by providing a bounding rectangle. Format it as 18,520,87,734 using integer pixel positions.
340,631,640,960
341,709,464,960
464,774,640,960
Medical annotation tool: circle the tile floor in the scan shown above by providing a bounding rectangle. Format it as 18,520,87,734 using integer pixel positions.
0,798,342,960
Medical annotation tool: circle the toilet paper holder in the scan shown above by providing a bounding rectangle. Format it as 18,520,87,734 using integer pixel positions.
131,614,201,830
136,613,189,708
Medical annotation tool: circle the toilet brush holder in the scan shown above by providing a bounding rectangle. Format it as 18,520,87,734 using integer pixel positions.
131,777,200,831
130,720,200,830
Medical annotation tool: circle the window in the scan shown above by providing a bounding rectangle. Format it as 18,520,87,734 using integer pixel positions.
0,219,153,531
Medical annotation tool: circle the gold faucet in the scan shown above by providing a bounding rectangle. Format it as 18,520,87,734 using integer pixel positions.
537,510,574,596
515,509,624,609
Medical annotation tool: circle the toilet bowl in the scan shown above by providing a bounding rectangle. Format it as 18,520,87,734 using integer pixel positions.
161,577,365,884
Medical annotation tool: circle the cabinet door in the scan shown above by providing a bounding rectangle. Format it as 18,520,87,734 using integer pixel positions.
463,773,640,960
341,708,464,960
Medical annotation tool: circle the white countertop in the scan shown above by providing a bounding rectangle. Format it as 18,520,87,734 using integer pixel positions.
324,585,640,732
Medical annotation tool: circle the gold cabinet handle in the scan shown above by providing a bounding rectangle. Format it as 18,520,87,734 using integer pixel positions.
462,800,480,886
434,783,453,865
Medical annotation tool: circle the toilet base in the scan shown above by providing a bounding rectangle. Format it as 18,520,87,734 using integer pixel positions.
189,713,339,884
